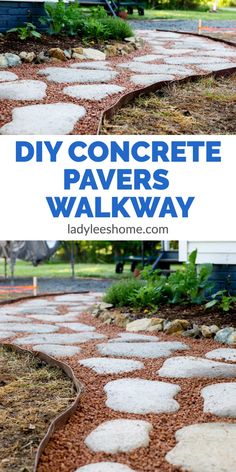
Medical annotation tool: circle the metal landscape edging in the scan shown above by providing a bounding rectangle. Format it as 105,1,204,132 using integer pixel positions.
0,290,89,305
97,30,236,133
0,343,84,472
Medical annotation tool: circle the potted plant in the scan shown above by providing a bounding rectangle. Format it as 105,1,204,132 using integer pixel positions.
118,8,128,20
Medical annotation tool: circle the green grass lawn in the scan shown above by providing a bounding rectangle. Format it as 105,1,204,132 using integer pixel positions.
0,261,131,279
129,8,236,21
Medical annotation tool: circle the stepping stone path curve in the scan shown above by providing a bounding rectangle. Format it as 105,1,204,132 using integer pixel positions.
1,291,236,471
0,30,235,134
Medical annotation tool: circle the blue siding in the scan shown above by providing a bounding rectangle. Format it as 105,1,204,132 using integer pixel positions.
0,2,45,32
209,265,236,295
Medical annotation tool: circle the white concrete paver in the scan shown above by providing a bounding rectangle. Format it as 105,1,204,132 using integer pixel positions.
70,61,111,70
0,80,46,100
0,322,58,333
201,383,236,418
109,333,158,342
0,331,16,339
57,322,96,332
158,356,236,378
28,314,78,322
0,315,32,322
97,341,188,358
206,348,236,362
104,378,181,414
14,332,106,345
79,357,144,374
64,84,125,101
118,62,192,75
0,103,86,135
33,344,81,357
38,67,118,83
0,71,18,82
75,464,136,472
166,423,236,472
85,419,152,453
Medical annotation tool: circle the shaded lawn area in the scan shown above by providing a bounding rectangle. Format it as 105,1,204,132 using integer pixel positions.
128,8,236,21
102,73,236,134
0,261,131,279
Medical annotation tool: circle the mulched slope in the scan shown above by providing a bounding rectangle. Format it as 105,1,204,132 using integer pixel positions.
33,305,236,472
102,73,236,134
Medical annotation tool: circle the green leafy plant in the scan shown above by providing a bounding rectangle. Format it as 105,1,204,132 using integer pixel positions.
128,278,170,309
167,250,213,304
82,18,109,40
205,290,236,312
41,0,83,35
104,250,213,310
41,1,133,39
103,278,143,307
7,22,41,40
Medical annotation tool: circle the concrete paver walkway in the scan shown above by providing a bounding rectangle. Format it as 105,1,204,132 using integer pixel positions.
1,293,236,471
0,30,235,134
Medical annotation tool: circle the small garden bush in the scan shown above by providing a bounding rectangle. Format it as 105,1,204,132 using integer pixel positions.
104,278,144,307
40,0,133,40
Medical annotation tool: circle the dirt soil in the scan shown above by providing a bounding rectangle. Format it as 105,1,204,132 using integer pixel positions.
0,33,123,54
0,345,76,472
116,303,236,329
102,73,236,134
205,32,236,45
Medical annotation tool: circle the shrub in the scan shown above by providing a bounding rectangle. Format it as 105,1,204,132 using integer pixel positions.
103,278,143,307
99,17,133,40
41,1,133,39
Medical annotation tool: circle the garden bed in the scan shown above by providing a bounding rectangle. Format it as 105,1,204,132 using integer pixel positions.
0,345,78,472
110,304,236,330
102,73,236,134
0,33,128,55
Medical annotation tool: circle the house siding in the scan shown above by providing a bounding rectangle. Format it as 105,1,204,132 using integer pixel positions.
179,241,236,294
0,2,45,32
